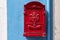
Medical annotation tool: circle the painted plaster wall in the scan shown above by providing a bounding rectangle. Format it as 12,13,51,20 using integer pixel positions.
53,0,60,40
7,0,52,40
0,0,7,40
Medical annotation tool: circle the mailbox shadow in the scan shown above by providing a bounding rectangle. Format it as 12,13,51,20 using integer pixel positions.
26,11,48,40
26,37,46,40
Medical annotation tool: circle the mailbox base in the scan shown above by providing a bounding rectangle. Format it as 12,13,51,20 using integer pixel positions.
23,32,46,37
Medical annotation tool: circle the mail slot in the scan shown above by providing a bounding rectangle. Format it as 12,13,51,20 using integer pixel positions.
23,1,46,37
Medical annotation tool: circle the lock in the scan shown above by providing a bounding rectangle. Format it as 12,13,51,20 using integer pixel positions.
23,1,46,37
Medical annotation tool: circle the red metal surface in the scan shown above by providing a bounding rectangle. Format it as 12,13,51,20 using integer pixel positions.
23,1,46,37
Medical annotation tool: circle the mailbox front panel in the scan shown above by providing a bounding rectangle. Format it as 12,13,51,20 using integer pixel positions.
24,1,46,37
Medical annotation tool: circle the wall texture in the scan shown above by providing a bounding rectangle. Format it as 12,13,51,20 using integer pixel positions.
54,0,60,40
0,0,7,40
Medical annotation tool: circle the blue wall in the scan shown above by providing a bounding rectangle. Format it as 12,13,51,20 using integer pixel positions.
7,0,53,40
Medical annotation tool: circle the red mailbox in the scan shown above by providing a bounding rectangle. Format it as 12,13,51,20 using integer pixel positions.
23,1,46,37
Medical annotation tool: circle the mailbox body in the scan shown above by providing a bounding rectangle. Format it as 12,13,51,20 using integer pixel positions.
24,1,46,37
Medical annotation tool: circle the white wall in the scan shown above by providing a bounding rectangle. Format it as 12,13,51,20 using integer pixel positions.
0,0,7,40
53,0,60,40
